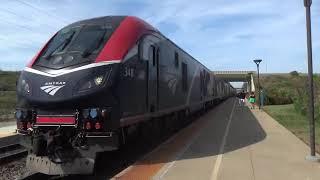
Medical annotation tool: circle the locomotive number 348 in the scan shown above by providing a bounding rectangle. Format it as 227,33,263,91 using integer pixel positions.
123,66,135,78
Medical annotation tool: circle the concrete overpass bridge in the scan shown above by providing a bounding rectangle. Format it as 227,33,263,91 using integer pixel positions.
212,71,256,92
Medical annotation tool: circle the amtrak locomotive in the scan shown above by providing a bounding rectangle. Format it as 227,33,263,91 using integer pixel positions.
15,16,235,175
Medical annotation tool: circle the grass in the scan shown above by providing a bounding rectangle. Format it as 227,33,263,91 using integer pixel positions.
0,91,16,122
0,71,19,91
0,71,18,122
0,91,16,108
264,104,320,153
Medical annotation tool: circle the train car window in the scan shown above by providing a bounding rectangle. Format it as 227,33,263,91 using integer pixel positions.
156,47,160,64
206,72,210,85
142,41,150,60
212,76,216,96
141,35,160,61
200,71,203,93
174,52,179,68
182,62,188,91
151,45,156,66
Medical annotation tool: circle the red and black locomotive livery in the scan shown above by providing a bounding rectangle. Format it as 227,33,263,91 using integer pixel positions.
15,16,235,175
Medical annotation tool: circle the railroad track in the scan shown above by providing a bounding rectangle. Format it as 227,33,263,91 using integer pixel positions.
0,143,28,163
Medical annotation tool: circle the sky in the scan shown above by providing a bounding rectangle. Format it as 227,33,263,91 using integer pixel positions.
0,0,320,74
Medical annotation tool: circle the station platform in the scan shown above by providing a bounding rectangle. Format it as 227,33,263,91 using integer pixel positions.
113,98,320,180
0,121,16,138
0,121,18,147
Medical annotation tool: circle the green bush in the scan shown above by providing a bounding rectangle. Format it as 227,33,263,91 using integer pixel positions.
0,71,19,91
0,71,18,120
0,91,16,109
260,75,295,105
293,93,308,115
260,72,320,122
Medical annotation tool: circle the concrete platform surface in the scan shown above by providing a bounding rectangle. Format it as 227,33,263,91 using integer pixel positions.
115,98,320,180
0,121,16,138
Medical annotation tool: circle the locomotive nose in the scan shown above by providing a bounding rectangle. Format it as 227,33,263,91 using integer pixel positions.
17,62,116,105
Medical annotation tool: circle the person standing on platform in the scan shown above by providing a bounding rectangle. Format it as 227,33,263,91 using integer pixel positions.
249,92,256,109
238,91,246,106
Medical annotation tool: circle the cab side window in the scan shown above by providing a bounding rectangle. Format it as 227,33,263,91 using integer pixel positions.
149,45,156,66
141,35,160,61
182,62,188,91
174,51,179,68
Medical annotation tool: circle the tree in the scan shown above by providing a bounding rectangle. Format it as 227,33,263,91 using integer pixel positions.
290,71,299,77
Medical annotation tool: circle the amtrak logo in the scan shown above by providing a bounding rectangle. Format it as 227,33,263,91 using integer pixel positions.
168,77,178,95
40,82,66,96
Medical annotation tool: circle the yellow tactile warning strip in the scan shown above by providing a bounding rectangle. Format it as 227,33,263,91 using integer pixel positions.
0,125,16,138
0,132,17,138
112,114,213,180
0,132,15,138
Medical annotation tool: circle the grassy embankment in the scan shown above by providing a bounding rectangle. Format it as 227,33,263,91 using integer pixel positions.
260,72,320,152
0,71,18,121
264,104,320,152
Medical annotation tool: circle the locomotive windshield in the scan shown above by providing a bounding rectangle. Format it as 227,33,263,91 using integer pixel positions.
68,26,106,54
42,28,77,58
34,25,111,69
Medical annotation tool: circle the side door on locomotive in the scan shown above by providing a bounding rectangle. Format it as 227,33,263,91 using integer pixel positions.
139,34,161,113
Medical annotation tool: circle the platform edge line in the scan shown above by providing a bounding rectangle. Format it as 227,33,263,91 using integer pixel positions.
210,99,236,180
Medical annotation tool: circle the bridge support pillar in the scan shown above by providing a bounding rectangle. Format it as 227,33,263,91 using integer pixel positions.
247,81,250,93
250,73,255,92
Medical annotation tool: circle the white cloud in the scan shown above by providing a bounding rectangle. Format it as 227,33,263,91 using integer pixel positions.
140,0,318,73
0,0,319,73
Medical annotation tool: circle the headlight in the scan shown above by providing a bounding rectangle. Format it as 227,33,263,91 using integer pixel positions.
15,109,30,121
94,76,104,85
81,108,110,120
73,66,111,94
15,110,23,120
22,80,31,93
82,109,90,119
17,78,31,94
89,109,98,119
77,75,105,92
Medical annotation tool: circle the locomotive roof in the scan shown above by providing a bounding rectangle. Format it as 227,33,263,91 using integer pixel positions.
27,16,157,68
28,16,226,85
66,16,127,28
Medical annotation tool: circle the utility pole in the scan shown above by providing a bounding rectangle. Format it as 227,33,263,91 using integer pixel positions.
304,0,319,161
253,59,262,109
